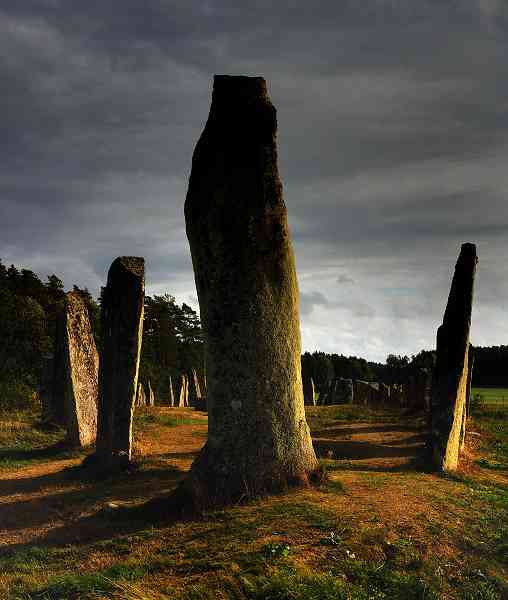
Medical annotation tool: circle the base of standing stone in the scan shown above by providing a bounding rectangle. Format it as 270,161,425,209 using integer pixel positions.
81,451,136,477
166,442,325,514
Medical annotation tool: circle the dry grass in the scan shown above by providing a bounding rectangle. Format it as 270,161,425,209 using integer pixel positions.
0,404,506,599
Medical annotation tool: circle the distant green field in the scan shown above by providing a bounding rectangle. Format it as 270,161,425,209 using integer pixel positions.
472,387,508,405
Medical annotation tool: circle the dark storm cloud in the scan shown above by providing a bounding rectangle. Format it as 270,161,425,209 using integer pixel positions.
1,1,507,360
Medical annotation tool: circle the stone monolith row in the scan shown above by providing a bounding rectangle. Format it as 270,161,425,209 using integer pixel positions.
94,257,144,471
54,291,99,446
181,75,319,509
431,243,477,471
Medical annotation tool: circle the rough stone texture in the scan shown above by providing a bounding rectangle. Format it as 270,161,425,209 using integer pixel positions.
148,380,155,406
58,292,99,446
431,243,478,472
181,75,319,509
303,377,316,406
95,257,144,470
461,344,475,450
168,376,175,407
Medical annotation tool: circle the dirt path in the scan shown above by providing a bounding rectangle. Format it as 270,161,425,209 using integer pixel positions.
0,408,429,551
312,418,428,471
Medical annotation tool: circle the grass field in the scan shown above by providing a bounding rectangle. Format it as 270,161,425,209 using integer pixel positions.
472,387,508,405
0,404,507,599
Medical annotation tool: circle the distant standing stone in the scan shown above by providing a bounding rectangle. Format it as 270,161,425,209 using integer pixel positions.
95,257,144,470
168,375,175,407
58,292,99,446
431,244,478,471
148,379,155,406
178,374,188,407
303,377,316,406
136,382,146,407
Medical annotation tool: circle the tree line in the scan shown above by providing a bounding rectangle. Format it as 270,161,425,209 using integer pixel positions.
0,257,506,411
0,259,203,410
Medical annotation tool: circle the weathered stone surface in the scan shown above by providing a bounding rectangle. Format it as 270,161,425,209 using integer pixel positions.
148,379,155,406
57,292,99,446
95,256,144,470
431,243,477,471
181,75,319,508
303,377,316,406
460,344,475,450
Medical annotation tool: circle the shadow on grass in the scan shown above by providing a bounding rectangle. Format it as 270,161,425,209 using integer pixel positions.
313,439,425,461
311,424,425,437
0,440,85,474
0,461,185,536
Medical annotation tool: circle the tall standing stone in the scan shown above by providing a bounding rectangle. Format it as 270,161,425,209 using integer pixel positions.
94,257,144,470
181,75,319,509
431,244,477,471
178,374,188,408
56,292,99,446
136,382,146,407
303,376,316,406
168,375,175,407
193,369,202,401
148,379,155,406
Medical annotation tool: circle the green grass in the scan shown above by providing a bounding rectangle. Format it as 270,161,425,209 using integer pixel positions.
0,410,76,470
471,402,508,471
134,412,203,429
3,404,508,600
472,387,508,406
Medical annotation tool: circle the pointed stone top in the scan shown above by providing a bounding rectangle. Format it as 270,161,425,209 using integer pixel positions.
459,243,478,261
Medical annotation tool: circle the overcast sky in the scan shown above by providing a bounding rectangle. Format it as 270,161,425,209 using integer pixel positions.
1,1,507,362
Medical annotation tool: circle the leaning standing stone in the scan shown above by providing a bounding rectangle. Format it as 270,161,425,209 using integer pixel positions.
431,244,477,471
181,75,319,509
94,257,144,470
57,292,99,446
